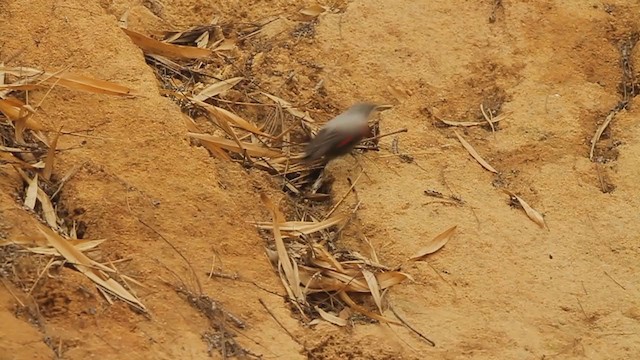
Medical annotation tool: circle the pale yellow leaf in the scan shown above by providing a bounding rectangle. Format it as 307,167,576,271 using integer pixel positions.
362,269,383,314
300,4,327,17
121,28,211,59
409,225,457,261
193,77,243,102
24,173,38,209
504,190,546,228
315,306,347,326
453,130,498,173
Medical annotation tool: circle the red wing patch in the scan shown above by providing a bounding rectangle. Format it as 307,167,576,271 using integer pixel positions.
337,135,354,148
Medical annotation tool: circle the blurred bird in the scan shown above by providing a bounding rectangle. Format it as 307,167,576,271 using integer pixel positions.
303,102,378,163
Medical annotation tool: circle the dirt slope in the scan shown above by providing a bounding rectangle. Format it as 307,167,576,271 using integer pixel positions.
1,0,640,359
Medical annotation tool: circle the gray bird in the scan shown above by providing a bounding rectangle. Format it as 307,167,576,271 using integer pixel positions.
303,102,378,162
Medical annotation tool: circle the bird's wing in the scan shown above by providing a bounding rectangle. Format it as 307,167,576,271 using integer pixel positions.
304,128,349,160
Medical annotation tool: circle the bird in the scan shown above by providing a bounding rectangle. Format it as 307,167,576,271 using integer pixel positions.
303,102,378,163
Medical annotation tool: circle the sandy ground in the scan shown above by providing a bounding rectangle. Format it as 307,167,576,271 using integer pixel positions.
1,0,640,359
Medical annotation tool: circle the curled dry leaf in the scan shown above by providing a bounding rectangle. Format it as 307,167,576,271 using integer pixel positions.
300,4,328,17
453,130,498,173
193,77,244,102
121,28,211,59
589,109,618,160
0,98,44,130
315,306,348,327
504,190,546,228
409,225,457,261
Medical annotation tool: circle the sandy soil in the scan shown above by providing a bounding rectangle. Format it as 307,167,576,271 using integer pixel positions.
1,0,640,359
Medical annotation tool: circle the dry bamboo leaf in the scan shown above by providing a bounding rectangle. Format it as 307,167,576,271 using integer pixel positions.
504,190,546,228
252,216,346,237
24,173,38,209
213,38,236,51
262,92,315,122
453,130,498,173
188,132,282,158
408,225,457,261
26,239,106,256
0,84,44,91
36,188,58,230
0,67,136,96
362,269,383,314
0,62,4,86
190,99,269,136
121,28,211,59
338,291,400,325
43,127,62,181
36,223,146,311
439,118,503,127
315,306,347,326
260,193,304,302
193,77,244,102
589,109,617,160
0,98,44,130
376,271,413,289
300,4,328,17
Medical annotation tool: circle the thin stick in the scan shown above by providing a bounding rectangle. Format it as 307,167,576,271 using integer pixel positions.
324,170,363,219
258,298,302,346
26,257,56,297
138,218,203,294
0,278,25,307
389,305,436,347
480,103,496,137
361,128,408,142
604,271,626,290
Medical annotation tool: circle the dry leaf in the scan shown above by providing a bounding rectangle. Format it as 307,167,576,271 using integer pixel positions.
260,193,305,303
0,98,44,130
37,223,146,311
43,127,62,181
409,225,457,261
193,77,243,102
504,190,546,228
24,173,38,209
300,4,327,17
121,28,211,59
315,306,347,326
338,291,400,325
262,92,315,122
188,132,282,158
189,99,270,136
589,109,617,160
0,67,137,96
26,239,106,256
453,130,498,173
213,39,236,51
362,269,383,314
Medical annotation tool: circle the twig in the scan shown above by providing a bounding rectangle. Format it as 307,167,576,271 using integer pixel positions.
324,170,363,219
258,298,302,346
604,271,626,290
389,305,435,347
138,218,203,294
480,103,496,137
0,278,25,307
361,128,408,142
